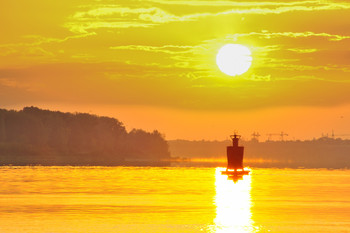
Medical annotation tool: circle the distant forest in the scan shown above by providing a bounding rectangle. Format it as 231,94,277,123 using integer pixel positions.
0,107,170,165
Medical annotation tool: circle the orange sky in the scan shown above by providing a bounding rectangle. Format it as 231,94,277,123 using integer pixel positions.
1,0,350,140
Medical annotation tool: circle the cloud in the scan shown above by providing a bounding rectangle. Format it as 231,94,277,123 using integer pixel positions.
287,48,318,53
65,7,191,33
64,1,350,32
110,44,197,54
0,33,96,57
146,0,319,7
274,75,350,83
229,31,350,41
147,0,350,13
246,74,271,81
265,62,350,73
109,44,209,71
0,33,95,49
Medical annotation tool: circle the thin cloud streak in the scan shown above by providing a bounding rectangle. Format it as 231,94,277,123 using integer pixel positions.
64,2,350,32
110,45,198,54
229,31,350,41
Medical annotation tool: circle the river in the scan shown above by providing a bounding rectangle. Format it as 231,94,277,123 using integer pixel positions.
0,166,349,232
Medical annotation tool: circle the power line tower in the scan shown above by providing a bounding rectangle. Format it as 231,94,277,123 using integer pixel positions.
266,133,277,141
267,132,288,141
251,132,261,141
280,131,288,141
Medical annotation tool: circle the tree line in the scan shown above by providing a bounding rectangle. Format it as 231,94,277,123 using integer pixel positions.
0,107,170,165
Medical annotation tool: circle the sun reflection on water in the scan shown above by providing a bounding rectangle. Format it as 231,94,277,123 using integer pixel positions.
213,168,255,233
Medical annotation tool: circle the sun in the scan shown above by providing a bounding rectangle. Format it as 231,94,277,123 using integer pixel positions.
216,44,252,76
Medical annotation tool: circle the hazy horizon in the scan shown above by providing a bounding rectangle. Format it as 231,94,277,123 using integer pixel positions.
2,104,350,141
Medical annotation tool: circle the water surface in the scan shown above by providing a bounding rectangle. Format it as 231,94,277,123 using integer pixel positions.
0,167,349,232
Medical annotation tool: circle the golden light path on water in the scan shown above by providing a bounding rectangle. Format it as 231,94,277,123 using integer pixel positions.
213,168,255,233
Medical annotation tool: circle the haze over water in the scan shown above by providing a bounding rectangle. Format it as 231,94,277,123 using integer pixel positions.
1,166,349,232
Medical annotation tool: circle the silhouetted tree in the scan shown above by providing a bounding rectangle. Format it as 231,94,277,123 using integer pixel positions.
0,107,170,165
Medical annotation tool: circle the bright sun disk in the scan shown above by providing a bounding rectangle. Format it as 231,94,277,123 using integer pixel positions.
216,44,252,76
